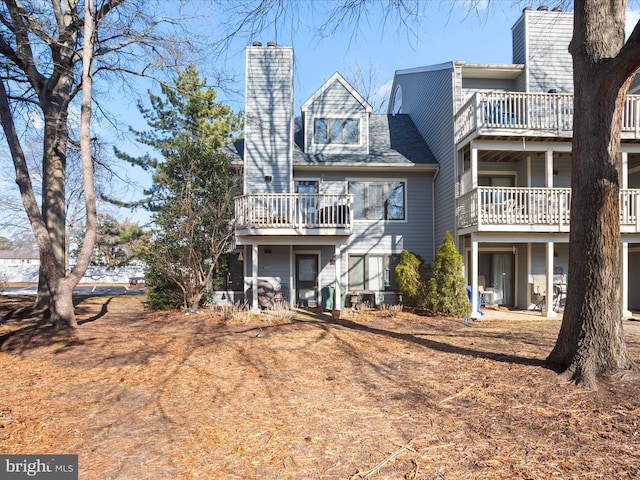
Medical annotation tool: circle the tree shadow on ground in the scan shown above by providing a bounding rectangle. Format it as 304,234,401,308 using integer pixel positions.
0,297,114,354
298,309,548,369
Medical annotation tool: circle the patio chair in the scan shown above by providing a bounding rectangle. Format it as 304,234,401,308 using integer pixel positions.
478,275,494,306
531,274,547,311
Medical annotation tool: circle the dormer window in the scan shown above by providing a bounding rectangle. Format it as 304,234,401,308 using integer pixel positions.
314,118,359,144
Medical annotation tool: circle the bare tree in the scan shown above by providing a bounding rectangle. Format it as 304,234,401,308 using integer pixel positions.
0,0,190,328
346,61,390,113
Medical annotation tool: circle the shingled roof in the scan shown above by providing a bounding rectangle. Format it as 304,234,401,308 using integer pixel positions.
223,113,437,167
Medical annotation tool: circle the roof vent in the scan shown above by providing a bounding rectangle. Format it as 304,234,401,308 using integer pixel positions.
552,6,563,11
267,41,277,47
523,6,532,11
537,5,548,10
252,41,262,47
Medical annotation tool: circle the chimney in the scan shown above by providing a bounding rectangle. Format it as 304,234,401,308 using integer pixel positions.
552,6,563,12
244,44,294,194
537,5,548,11
252,41,262,47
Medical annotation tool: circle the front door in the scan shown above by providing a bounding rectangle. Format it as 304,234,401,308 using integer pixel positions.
296,254,318,307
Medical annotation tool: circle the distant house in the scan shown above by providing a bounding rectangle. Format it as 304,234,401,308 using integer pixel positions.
221,43,437,312
0,250,40,283
0,249,144,284
0,250,39,266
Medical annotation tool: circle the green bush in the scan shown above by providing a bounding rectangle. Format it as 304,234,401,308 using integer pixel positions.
143,262,183,311
426,231,469,317
395,250,429,308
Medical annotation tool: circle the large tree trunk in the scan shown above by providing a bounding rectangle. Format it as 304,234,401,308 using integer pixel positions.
34,111,70,312
546,0,636,388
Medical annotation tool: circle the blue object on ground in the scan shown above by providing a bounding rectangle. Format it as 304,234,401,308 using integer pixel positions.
466,285,483,315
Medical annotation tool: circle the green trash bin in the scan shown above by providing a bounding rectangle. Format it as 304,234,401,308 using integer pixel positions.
321,285,347,310
321,286,334,310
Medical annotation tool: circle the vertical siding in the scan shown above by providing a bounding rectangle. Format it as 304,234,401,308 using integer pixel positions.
516,243,528,308
257,246,290,288
511,15,526,65
395,65,455,257
304,81,369,156
553,157,571,188
522,11,573,93
244,46,294,194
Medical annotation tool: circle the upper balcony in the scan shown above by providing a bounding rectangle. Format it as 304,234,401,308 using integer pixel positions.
235,193,353,237
455,92,640,144
456,187,640,235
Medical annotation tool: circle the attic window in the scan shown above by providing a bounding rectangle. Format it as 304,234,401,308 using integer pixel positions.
314,118,359,144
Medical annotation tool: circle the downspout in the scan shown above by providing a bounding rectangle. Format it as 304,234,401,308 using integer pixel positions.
432,166,440,260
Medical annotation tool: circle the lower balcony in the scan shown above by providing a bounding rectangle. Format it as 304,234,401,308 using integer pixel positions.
235,193,353,236
456,187,640,234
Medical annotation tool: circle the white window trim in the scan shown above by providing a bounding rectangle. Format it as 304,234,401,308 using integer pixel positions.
312,116,364,147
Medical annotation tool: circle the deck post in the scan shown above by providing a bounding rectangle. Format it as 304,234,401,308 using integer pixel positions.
470,237,481,320
622,242,632,317
545,242,557,318
251,243,260,314
333,244,342,313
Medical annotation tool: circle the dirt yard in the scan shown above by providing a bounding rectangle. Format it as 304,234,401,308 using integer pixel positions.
1,294,639,479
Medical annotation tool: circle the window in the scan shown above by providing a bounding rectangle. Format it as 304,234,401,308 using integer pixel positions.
348,181,405,220
314,118,359,144
348,254,400,291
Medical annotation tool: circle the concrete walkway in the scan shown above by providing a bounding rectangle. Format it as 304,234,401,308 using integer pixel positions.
479,306,563,321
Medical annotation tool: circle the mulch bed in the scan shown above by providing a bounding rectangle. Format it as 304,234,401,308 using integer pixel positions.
1,294,639,479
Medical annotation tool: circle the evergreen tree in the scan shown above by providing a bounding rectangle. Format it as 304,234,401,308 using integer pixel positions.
426,231,469,317
395,249,428,308
119,66,243,311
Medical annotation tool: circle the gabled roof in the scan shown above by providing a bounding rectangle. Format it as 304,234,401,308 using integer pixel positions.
224,114,437,169
301,72,373,114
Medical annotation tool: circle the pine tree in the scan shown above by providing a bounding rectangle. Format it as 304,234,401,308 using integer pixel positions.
426,231,469,317
395,250,428,308
118,66,243,311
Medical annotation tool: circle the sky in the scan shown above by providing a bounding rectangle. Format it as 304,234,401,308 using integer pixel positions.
3,1,640,239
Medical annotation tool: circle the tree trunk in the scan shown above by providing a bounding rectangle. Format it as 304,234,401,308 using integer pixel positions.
34,112,69,312
546,0,636,387
49,279,78,329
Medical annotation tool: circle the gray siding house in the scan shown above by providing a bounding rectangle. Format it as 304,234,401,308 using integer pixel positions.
389,6,640,318
226,43,437,312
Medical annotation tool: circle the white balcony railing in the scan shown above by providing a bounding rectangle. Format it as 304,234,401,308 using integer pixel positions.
457,187,640,232
455,92,640,142
235,193,353,231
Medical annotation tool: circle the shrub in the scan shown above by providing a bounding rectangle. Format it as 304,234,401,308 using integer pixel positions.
143,262,182,311
395,250,429,308
426,231,469,317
